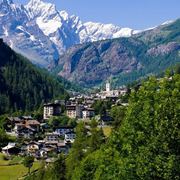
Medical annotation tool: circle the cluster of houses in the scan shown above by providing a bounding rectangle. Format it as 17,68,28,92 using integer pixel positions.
1,82,128,158
44,98,96,120
3,115,76,158
2,96,96,158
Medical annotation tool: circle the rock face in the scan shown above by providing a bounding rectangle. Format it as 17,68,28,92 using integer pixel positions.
56,19,180,87
147,42,180,56
58,39,142,86
0,0,59,66
0,0,139,67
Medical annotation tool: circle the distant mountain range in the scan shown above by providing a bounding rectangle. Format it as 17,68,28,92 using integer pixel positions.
0,0,179,89
0,0,140,67
55,19,180,88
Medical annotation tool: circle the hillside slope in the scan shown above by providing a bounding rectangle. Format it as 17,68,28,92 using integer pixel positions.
56,19,180,88
0,39,68,114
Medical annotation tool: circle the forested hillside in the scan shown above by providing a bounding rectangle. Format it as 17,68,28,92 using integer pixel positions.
0,39,68,114
69,70,180,179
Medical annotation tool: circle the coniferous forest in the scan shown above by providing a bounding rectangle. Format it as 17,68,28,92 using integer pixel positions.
0,39,69,114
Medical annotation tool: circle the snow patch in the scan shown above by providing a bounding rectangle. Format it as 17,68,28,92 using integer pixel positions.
30,35,36,41
36,17,62,36
59,10,69,21
161,20,174,26
3,26,8,36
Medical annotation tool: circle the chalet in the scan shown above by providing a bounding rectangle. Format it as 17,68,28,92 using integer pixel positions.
6,117,22,131
57,142,69,154
25,120,40,132
65,131,76,143
14,120,40,132
82,108,95,119
17,127,35,139
55,126,74,136
13,119,40,138
21,116,33,120
66,104,83,119
2,143,20,155
45,132,59,142
27,142,40,154
43,103,61,120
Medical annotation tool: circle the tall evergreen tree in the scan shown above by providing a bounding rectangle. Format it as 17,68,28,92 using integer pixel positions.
66,122,88,180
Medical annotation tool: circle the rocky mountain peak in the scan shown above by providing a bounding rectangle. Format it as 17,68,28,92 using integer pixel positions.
0,0,142,67
59,10,69,21
26,0,57,19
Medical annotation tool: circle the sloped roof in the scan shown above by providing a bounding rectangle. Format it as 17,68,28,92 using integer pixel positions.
2,143,16,150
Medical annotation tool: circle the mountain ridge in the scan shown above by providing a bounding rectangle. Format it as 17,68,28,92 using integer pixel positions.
55,19,180,88
0,0,141,67
0,38,68,114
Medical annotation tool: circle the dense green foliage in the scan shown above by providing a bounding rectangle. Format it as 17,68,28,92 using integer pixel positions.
66,121,106,180
23,156,34,175
73,73,180,180
5,66,180,180
0,115,15,149
0,40,69,115
66,122,89,180
110,106,126,129
92,100,113,115
48,115,77,130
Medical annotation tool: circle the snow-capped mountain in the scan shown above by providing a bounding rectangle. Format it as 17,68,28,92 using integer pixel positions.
0,0,139,67
0,0,59,66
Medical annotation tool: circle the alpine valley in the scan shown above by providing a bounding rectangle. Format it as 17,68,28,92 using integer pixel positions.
0,1,180,180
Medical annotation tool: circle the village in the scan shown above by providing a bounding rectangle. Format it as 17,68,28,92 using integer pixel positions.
1,82,128,161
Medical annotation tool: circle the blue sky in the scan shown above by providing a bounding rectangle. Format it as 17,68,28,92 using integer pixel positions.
14,0,180,29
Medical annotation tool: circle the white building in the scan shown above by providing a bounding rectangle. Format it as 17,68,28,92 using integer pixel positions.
82,108,95,119
106,82,111,92
45,133,59,142
65,131,76,143
43,103,61,120
66,104,83,119
97,82,127,99
55,126,74,136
